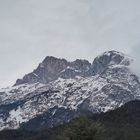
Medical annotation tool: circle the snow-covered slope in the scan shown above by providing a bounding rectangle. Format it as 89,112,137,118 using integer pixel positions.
0,51,140,131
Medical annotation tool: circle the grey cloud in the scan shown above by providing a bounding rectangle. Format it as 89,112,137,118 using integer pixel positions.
0,0,140,87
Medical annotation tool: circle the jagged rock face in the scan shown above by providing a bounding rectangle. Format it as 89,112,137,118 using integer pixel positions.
15,51,131,86
91,51,131,75
15,57,91,86
0,51,140,131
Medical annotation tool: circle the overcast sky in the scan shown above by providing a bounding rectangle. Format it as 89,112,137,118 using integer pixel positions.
0,0,140,88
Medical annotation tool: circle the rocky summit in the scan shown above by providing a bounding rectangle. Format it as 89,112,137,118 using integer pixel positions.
14,56,91,86
0,50,140,131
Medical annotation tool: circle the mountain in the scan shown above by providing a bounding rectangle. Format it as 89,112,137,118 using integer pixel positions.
0,50,140,131
14,56,91,86
1,100,140,140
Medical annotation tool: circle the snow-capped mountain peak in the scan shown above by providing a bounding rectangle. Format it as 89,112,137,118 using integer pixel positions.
91,50,132,75
0,51,140,131
14,56,91,86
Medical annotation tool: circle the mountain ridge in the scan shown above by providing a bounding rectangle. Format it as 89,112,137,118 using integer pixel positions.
14,50,131,86
0,50,140,131
14,56,91,86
